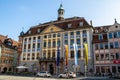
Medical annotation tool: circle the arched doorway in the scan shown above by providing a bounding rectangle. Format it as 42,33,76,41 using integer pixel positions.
3,67,7,73
49,64,54,75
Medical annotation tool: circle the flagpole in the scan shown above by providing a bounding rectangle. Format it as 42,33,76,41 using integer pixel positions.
56,46,60,76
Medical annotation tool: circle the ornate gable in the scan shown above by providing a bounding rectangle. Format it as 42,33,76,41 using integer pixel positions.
109,23,120,32
41,25,64,34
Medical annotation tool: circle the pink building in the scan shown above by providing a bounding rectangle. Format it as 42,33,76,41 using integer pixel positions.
93,19,120,75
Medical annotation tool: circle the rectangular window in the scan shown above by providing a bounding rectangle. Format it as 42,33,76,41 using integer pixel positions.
48,41,51,47
96,66,100,73
105,43,108,49
83,38,87,43
44,35,47,38
110,42,114,49
109,33,112,39
83,30,87,37
70,51,74,58
38,36,40,39
100,44,104,49
29,37,31,41
44,41,46,48
43,53,46,59
101,54,104,60
37,53,39,59
101,66,105,73
33,43,35,48
112,66,116,73
37,29,40,33
48,35,51,38
52,52,55,59
76,31,80,35
48,52,51,59
64,39,68,45
28,31,31,34
25,38,27,41
116,53,119,60
37,43,40,48
28,44,31,49
53,41,56,47
111,54,115,60
33,37,36,40
76,39,80,44
70,32,74,36
105,54,109,60
57,40,61,46
114,32,118,38
118,32,120,38
95,44,99,50
70,39,74,45
96,54,99,61
68,23,72,28
98,34,103,40
24,45,26,49
57,33,61,37
64,33,68,37
53,34,56,38
118,66,120,72
79,22,83,26
114,42,119,48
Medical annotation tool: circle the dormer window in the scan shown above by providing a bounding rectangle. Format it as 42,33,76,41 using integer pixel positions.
28,31,31,34
79,22,83,26
95,30,98,33
37,29,40,33
68,23,72,28
98,34,103,40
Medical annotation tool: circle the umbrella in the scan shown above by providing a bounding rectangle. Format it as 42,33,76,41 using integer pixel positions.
16,66,28,69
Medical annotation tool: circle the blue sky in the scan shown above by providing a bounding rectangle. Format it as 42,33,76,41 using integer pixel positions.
0,0,120,41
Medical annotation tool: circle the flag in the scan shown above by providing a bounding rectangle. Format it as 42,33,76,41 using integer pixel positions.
73,43,78,66
56,47,60,66
84,43,88,66
64,45,68,66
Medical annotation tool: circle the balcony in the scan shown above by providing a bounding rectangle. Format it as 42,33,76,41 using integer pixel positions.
39,57,64,62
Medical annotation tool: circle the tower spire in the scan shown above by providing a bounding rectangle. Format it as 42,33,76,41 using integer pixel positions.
58,1,64,20
20,27,24,36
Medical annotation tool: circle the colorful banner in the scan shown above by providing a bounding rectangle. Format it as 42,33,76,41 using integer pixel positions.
73,43,78,66
56,47,60,66
65,45,68,66
84,43,88,66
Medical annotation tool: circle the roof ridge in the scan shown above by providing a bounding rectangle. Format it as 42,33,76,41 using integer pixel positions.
31,16,85,28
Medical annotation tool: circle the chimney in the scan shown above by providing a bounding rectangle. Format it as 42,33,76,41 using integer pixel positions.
90,20,93,26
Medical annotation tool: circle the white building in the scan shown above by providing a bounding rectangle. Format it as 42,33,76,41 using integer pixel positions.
19,4,93,75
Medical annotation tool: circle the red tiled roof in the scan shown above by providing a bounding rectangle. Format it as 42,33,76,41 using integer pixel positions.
0,34,7,42
93,25,111,33
22,17,92,36
0,34,18,46
92,26,110,43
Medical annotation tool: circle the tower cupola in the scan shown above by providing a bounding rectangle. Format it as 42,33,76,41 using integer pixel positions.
58,4,64,20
